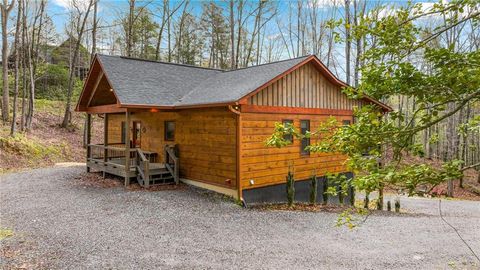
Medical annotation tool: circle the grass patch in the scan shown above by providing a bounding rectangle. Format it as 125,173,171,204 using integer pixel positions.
0,134,66,159
0,228,14,240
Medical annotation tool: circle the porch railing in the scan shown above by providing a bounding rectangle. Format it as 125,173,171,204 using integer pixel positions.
135,148,150,188
164,144,179,184
87,144,136,168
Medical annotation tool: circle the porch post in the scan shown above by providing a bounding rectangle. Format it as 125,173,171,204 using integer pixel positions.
103,113,109,178
86,113,91,172
124,110,131,186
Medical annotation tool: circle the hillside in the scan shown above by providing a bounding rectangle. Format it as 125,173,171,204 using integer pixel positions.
0,99,102,173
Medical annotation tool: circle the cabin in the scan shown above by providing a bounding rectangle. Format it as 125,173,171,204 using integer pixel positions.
76,54,391,204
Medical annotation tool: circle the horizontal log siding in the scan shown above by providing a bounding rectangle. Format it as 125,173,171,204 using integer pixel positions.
248,62,365,110
240,112,353,189
107,107,237,188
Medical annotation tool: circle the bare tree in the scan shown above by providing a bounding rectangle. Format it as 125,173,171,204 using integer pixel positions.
10,0,21,135
1,0,15,123
62,0,95,128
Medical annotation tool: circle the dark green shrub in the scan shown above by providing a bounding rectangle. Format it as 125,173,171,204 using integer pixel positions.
395,198,401,213
322,178,328,205
286,170,295,207
309,174,317,205
364,193,370,209
387,201,392,211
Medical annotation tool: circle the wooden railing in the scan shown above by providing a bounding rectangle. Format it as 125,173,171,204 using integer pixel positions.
164,145,179,184
135,148,150,188
87,144,136,168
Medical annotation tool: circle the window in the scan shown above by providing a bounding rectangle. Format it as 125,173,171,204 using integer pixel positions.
282,119,293,143
342,120,351,126
164,121,175,141
121,121,126,144
300,120,310,155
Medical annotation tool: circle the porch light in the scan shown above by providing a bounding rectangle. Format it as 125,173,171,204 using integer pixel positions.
109,88,113,92
150,108,159,113
249,179,255,185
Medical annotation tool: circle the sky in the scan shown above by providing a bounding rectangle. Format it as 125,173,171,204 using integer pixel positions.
46,0,444,42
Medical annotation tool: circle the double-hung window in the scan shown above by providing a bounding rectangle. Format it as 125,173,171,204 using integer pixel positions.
300,120,310,155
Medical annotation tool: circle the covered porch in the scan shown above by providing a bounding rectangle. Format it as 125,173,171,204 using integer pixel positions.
86,142,179,187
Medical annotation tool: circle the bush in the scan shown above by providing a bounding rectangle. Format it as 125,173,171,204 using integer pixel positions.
309,174,317,205
286,170,295,207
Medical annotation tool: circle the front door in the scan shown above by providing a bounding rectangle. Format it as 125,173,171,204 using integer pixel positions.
132,121,141,148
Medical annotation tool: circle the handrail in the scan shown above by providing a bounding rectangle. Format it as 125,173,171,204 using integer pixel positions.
136,148,150,188
164,145,179,184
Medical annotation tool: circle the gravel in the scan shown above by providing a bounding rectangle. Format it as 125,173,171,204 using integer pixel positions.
1,164,479,269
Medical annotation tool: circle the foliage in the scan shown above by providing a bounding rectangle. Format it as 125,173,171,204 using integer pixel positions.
0,228,13,240
35,64,74,100
0,133,68,166
309,174,317,205
267,0,479,199
286,169,295,207
335,208,368,229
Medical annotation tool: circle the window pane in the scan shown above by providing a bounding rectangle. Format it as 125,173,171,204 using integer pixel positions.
282,119,293,143
300,120,310,155
165,121,175,141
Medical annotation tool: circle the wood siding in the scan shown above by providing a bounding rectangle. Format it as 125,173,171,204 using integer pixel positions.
247,62,366,110
240,112,352,189
107,107,237,189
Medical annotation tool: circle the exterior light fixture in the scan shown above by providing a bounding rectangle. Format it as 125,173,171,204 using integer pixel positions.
249,179,255,185
150,108,159,113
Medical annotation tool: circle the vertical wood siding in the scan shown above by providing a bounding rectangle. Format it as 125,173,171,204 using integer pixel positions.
240,112,353,190
248,62,366,110
107,107,237,189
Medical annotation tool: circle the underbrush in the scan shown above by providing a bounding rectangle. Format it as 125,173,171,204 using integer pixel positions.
0,132,70,173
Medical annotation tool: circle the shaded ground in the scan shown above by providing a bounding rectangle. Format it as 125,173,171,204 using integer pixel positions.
1,165,479,269
0,99,102,173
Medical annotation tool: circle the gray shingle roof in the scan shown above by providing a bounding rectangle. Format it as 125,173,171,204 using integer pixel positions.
98,54,221,106
97,54,309,107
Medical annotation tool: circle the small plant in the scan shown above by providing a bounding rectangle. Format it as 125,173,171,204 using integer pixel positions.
364,192,370,209
309,174,317,205
286,168,295,207
322,178,329,205
338,185,344,204
394,198,401,213
0,228,13,240
377,186,384,210
387,201,392,211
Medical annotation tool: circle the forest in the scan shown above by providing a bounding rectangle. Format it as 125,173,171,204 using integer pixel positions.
0,0,479,197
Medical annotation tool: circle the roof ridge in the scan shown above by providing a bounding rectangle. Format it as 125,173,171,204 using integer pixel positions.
224,55,312,73
97,54,224,72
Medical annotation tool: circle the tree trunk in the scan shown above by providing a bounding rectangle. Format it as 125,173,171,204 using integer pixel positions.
344,0,351,85
1,0,15,123
62,0,94,128
10,0,21,135
229,0,234,69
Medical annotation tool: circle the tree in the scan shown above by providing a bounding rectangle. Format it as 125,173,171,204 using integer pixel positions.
1,0,15,123
267,0,480,198
62,0,95,128
10,0,20,135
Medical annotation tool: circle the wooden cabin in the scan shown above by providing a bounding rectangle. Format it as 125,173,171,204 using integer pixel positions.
76,54,391,204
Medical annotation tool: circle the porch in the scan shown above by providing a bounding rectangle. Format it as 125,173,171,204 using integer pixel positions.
86,143,179,188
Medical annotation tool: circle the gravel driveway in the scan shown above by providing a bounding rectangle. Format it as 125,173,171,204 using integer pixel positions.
1,164,479,269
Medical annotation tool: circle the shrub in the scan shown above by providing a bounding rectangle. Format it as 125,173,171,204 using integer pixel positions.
286,170,295,207
309,174,317,205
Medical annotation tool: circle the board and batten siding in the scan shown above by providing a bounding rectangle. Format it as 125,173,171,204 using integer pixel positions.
239,112,352,189
247,62,366,110
107,107,237,189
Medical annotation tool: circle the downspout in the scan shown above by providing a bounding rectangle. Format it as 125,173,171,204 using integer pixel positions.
228,105,245,206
